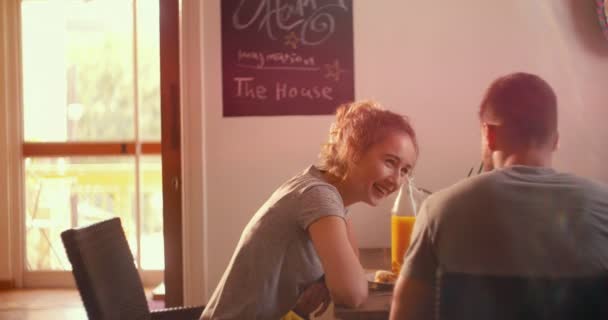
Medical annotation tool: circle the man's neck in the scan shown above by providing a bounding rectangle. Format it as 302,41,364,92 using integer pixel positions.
493,150,553,169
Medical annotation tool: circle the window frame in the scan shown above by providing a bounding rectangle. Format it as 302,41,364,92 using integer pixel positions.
1,0,26,289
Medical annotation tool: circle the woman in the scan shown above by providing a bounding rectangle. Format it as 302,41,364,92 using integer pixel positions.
201,100,419,320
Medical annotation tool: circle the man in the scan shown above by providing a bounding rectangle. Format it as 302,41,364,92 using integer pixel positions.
390,72,608,319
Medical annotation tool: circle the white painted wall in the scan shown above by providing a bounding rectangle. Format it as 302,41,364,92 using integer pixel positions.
191,0,608,301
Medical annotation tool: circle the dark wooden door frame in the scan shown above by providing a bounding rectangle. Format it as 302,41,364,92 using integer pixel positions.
159,0,183,307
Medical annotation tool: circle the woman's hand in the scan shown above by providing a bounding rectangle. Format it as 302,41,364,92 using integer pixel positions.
293,279,331,319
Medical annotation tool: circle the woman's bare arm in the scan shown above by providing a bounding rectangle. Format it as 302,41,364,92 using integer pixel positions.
308,216,368,307
345,216,359,258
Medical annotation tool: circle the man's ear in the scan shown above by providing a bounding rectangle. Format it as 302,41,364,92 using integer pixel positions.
482,123,498,151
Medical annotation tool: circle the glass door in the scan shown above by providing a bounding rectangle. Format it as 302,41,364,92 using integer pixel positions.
20,0,164,286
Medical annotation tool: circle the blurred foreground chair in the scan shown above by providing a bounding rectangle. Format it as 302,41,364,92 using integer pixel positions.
437,272,608,320
61,217,204,320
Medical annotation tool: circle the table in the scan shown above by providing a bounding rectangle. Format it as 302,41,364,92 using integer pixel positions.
334,290,392,320
334,248,393,320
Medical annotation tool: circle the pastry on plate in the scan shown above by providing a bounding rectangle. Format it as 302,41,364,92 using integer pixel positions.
374,270,397,284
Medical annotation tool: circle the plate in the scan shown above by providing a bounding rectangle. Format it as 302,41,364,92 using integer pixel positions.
366,270,395,291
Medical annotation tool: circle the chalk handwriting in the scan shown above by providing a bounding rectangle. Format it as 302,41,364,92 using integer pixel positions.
233,77,333,101
275,81,333,100
232,0,348,46
237,50,317,70
234,77,268,99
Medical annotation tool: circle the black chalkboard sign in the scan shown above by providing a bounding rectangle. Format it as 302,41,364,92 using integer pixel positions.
221,0,354,117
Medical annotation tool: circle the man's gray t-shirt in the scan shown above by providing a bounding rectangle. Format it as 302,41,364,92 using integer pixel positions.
201,166,346,320
403,165,608,284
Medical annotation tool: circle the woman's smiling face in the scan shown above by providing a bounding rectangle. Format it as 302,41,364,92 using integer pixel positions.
341,130,417,207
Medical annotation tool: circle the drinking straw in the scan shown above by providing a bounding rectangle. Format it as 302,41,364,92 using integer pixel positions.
467,166,474,177
407,177,419,217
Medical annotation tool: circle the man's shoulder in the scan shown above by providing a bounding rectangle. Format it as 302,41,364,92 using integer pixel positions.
535,168,608,196
425,168,608,214
572,174,608,191
566,174,608,200
429,171,498,204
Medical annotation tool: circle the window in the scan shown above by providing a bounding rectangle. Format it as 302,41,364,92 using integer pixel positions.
20,0,163,281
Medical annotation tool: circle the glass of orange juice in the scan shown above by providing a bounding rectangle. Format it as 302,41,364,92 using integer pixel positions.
390,179,429,274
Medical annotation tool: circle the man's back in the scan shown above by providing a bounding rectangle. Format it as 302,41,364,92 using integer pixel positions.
412,165,608,277
390,73,608,320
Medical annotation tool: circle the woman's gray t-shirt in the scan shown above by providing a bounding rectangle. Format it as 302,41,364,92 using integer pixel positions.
201,166,346,320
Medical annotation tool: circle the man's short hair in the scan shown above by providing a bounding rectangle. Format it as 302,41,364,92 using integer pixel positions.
479,72,558,148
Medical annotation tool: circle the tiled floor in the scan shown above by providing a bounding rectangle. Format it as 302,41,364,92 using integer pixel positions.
0,288,161,320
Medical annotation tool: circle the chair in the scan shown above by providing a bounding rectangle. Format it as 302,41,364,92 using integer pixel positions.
437,272,608,320
61,217,204,320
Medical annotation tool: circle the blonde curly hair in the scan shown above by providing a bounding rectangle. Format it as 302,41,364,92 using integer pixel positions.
318,100,419,181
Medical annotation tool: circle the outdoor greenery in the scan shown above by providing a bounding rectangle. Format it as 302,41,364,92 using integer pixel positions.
66,23,161,141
